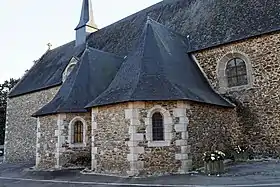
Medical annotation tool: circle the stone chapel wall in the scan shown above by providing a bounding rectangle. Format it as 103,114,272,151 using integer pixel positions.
4,86,60,163
188,102,240,168
194,31,280,156
36,115,58,169
92,103,130,175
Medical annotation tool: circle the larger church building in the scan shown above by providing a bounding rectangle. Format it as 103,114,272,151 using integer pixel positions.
4,0,280,176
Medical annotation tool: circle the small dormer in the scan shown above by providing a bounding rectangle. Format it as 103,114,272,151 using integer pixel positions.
75,0,98,46
62,57,79,82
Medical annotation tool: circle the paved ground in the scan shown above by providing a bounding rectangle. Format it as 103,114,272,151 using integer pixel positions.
1,159,280,186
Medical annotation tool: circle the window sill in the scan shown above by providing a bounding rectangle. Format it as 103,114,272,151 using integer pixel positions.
148,141,171,147
69,143,86,148
219,84,252,94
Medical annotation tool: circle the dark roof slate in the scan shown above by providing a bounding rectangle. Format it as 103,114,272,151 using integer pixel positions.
10,0,280,97
86,19,233,108
9,42,85,97
33,47,123,117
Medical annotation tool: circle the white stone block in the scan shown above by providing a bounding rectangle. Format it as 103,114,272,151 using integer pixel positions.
127,141,139,147
176,140,188,146
130,118,140,126
92,147,98,154
130,161,144,170
127,154,139,162
130,133,144,141
175,153,188,160
92,122,97,129
144,118,150,125
181,145,191,154
179,117,189,124
55,152,60,159
129,126,137,134
92,160,97,169
125,109,139,119
91,154,96,160
54,130,59,136
165,117,173,124
37,132,41,139
175,123,187,132
173,108,186,117
36,143,40,148
165,124,173,133
181,132,189,140
148,141,170,147
164,132,173,141
130,147,144,154
179,160,192,172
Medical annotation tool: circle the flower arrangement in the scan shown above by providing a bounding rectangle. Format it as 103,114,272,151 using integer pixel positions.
203,150,226,163
234,145,246,154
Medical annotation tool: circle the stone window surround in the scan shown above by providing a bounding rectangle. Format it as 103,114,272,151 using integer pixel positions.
145,105,172,147
217,51,253,93
62,57,78,82
68,116,87,148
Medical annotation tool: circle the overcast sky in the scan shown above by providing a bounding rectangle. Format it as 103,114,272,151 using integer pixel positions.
0,0,161,83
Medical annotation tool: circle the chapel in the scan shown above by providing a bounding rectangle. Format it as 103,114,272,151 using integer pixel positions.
4,0,280,176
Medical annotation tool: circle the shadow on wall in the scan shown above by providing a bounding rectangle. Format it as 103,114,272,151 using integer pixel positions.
223,94,276,159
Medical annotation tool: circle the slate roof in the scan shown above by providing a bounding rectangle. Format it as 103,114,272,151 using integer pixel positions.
86,19,233,108
9,42,85,97
33,47,123,117
9,0,280,98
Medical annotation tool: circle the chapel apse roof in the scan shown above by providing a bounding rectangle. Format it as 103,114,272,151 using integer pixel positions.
86,19,233,108
33,47,124,117
9,0,280,97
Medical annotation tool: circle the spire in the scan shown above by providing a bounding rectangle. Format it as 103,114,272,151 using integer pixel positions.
75,0,98,46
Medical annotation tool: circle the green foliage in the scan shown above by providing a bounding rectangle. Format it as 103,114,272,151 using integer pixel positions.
0,78,19,145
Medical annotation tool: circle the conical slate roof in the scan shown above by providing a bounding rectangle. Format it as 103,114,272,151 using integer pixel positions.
33,47,123,117
75,0,98,30
86,19,233,108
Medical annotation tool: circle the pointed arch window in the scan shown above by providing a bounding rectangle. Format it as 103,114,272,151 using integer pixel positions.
152,112,164,141
226,58,248,87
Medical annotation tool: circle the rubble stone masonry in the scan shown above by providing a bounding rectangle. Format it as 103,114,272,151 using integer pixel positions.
91,101,192,176
4,86,60,163
194,31,280,156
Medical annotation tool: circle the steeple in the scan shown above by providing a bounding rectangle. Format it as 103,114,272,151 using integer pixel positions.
75,0,98,46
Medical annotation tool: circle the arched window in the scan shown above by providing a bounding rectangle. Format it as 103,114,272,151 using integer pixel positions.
73,120,83,144
226,58,248,87
152,112,164,141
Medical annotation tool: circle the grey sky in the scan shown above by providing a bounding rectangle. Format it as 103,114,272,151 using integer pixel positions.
0,0,161,83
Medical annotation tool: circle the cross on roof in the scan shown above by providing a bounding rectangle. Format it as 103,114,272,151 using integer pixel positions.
47,43,52,50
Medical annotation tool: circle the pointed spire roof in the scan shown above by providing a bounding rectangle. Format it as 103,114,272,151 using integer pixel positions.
33,47,123,117
75,0,98,30
86,19,233,108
